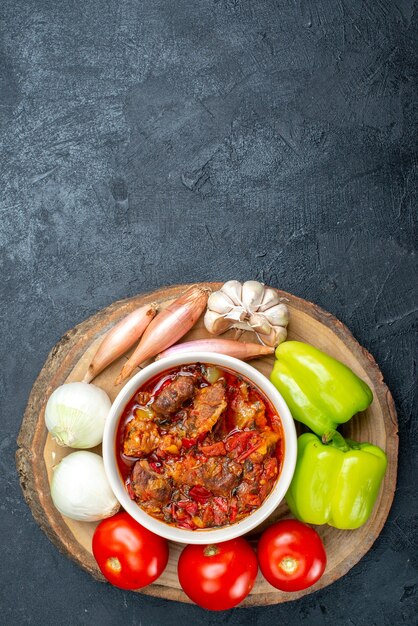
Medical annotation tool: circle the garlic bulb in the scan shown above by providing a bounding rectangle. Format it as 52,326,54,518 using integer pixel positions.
204,281,289,347
51,451,119,521
45,382,111,448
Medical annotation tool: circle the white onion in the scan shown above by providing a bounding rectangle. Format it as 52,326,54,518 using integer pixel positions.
45,382,111,448
51,451,119,521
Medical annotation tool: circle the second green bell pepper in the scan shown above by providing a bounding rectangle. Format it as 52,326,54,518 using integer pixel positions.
270,341,373,436
286,433,387,529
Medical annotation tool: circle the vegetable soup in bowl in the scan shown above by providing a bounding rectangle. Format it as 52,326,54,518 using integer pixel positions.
103,353,297,544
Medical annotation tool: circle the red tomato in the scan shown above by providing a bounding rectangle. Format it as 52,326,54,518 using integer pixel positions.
92,512,168,590
178,538,258,610
257,520,326,592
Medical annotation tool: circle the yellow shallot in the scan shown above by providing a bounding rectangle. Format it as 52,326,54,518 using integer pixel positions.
83,303,158,383
115,285,210,385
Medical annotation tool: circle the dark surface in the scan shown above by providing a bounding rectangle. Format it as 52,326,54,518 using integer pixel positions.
1,0,417,624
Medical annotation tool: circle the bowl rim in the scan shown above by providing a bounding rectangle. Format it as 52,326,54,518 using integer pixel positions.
103,352,297,544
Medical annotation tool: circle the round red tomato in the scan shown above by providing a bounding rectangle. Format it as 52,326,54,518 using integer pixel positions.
178,538,258,610
257,520,326,592
92,512,169,590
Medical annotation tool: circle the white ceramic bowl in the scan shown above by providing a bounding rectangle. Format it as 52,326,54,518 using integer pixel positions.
103,352,297,544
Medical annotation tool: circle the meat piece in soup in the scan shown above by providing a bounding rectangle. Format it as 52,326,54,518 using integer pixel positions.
123,419,161,457
131,459,172,506
230,382,267,430
169,455,242,497
152,375,196,414
186,380,227,437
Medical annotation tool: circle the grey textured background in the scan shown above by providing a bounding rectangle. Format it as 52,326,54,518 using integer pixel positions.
1,0,417,624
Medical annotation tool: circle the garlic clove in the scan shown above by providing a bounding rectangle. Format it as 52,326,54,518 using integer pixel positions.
263,303,289,327
230,321,256,331
258,287,282,312
207,291,234,315
258,325,288,347
204,309,232,335
220,280,243,306
224,306,247,322
249,313,272,336
242,281,265,312
273,326,288,345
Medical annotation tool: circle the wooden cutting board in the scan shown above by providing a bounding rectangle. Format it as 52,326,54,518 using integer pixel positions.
16,283,398,606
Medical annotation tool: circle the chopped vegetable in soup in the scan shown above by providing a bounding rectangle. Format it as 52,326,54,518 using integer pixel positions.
116,364,284,530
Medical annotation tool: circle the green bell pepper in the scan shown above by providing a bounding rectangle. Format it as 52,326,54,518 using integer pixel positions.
286,432,387,529
270,341,373,436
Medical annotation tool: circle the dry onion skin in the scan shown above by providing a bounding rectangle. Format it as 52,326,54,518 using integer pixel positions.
204,281,289,347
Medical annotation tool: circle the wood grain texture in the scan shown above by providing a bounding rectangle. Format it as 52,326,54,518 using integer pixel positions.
16,283,398,606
